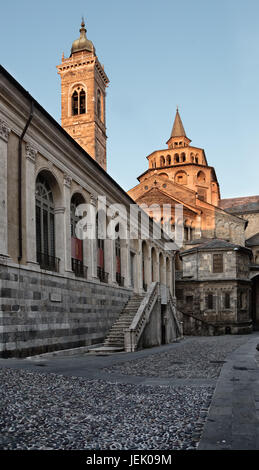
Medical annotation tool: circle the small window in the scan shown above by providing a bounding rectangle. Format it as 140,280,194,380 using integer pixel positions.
97,90,101,119
186,295,193,305
213,254,223,273
225,293,230,309
207,293,214,309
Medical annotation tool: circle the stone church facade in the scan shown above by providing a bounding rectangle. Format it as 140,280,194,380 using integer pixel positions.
0,21,178,357
128,110,259,333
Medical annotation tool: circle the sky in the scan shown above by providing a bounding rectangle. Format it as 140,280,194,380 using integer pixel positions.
1,0,259,199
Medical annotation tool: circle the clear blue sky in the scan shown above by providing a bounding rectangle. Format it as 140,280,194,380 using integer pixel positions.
1,0,259,198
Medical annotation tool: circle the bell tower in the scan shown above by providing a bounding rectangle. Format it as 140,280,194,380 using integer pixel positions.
57,19,109,170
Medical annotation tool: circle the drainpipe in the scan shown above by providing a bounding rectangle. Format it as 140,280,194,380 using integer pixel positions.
18,101,34,262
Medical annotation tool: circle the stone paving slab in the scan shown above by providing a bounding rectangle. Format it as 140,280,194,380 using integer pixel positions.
198,334,259,450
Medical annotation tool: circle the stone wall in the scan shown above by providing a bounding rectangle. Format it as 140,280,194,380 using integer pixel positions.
176,279,252,335
0,262,131,357
138,299,161,349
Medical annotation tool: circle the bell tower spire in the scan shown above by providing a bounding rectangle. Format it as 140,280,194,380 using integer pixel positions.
57,19,109,170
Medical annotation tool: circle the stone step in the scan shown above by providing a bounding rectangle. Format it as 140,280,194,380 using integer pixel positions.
103,293,145,351
88,346,124,355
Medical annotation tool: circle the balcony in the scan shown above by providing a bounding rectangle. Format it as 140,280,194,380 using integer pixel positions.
116,272,125,287
37,252,60,272
97,266,109,283
71,258,88,279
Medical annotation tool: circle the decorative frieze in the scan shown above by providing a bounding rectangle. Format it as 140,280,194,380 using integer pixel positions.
0,119,11,142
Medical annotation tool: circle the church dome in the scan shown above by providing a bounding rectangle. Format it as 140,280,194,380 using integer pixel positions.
70,20,95,56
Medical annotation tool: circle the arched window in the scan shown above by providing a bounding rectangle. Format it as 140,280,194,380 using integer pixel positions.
180,152,186,162
174,153,179,163
97,89,101,120
36,174,57,271
197,170,206,183
175,171,187,185
71,194,87,278
72,87,86,116
160,155,165,166
166,155,171,165
72,90,79,116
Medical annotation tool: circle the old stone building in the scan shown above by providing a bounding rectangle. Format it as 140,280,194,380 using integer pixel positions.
128,109,246,247
176,240,252,334
219,196,259,329
128,109,259,333
0,21,181,358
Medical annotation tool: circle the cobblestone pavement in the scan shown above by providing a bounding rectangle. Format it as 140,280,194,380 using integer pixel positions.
0,368,213,450
103,336,250,379
0,335,253,450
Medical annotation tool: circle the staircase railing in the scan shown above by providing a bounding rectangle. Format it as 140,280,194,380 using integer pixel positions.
124,282,159,352
178,309,218,335
167,289,184,338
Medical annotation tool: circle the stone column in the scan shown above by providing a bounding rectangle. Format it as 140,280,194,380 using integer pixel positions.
121,239,131,288
63,175,72,272
55,207,66,273
25,143,38,265
161,254,166,285
146,244,152,288
135,239,143,293
105,238,116,284
0,119,10,256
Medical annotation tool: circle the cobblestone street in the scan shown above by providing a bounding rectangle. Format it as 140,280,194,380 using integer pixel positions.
0,334,258,450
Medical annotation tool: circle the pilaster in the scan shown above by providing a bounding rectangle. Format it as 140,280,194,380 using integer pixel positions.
25,143,38,265
0,119,11,256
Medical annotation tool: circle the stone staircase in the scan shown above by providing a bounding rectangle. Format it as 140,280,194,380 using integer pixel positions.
88,293,144,354
104,293,145,348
